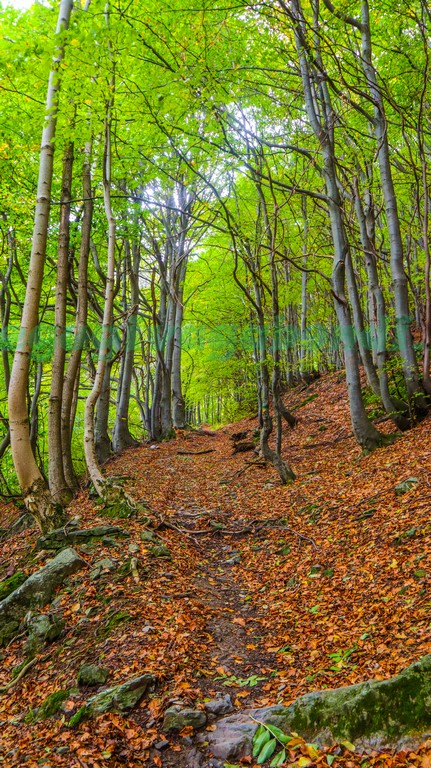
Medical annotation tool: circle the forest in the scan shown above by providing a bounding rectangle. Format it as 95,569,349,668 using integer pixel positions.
1,0,431,766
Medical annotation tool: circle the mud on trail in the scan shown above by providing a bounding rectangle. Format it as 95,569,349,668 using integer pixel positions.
2,372,431,766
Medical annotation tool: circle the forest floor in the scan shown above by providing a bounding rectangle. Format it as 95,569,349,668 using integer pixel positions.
2,371,431,768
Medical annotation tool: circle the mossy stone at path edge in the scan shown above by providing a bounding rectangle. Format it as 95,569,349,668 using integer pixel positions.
73,673,156,721
162,705,207,731
207,654,431,761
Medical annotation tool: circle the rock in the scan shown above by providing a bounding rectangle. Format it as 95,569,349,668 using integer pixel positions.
204,694,233,717
0,572,27,601
140,530,159,543
394,478,419,495
154,740,169,750
78,663,109,687
24,612,65,655
162,705,207,732
36,526,129,551
208,655,431,760
37,690,70,720
0,548,85,647
89,558,116,580
184,748,204,767
149,544,171,559
224,554,240,566
27,612,65,642
85,673,156,716
0,620,20,646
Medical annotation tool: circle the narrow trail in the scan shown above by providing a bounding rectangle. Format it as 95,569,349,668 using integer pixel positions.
192,538,278,703
3,373,431,767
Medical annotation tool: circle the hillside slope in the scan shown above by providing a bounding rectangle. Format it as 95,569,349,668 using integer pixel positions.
1,371,431,767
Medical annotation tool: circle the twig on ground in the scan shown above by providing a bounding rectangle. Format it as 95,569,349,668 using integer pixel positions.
0,657,37,694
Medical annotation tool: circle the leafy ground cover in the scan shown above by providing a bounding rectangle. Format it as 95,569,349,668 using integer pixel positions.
1,371,431,767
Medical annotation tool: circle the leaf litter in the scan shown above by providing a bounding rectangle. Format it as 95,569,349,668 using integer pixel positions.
1,372,431,766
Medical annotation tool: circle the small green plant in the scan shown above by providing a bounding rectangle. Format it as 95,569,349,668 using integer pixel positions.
214,672,267,688
252,722,292,765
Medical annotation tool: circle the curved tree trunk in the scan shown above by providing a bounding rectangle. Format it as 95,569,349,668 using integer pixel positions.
7,0,73,532
84,108,116,498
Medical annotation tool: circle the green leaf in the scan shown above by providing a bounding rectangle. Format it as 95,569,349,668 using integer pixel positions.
270,748,286,767
340,739,356,752
257,737,277,764
266,724,291,744
326,755,336,766
253,728,270,757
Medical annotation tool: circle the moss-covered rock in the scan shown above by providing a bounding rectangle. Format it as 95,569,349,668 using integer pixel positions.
0,548,84,647
36,526,129,551
162,705,207,732
0,572,27,601
78,663,109,687
0,619,19,646
149,544,171,559
207,655,431,761
38,690,70,720
83,673,156,716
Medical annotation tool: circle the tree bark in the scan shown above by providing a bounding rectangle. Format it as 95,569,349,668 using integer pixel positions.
48,142,74,503
61,139,93,489
286,0,385,450
359,1,427,412
84,106,116,497
7,0,73,531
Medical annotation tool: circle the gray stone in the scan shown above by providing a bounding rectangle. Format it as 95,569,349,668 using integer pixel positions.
154,740,169,750
394,478,419,495
0,548,85,646
36,526,129,551
149,544,171,559
162,705,207,732
24,612,65,655
224,554,240,566
27,613,65,642
208,655,431,760
89,558,116,580
77,663,109,687
184,748,204,767
204,694,233,717
140,530,159,543
85,673,156,715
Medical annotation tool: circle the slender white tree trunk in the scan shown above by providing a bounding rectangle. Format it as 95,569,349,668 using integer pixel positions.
8,0,73,531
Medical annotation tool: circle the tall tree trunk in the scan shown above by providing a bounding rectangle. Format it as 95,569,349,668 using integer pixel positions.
8,0,73,532
112,240,140,452
61,140,92,489
286,0,384,450
84,107,116,497
172,256,187,429
352,175,408,429
359,0,427,412
345,249,381,397
48,142,74,503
